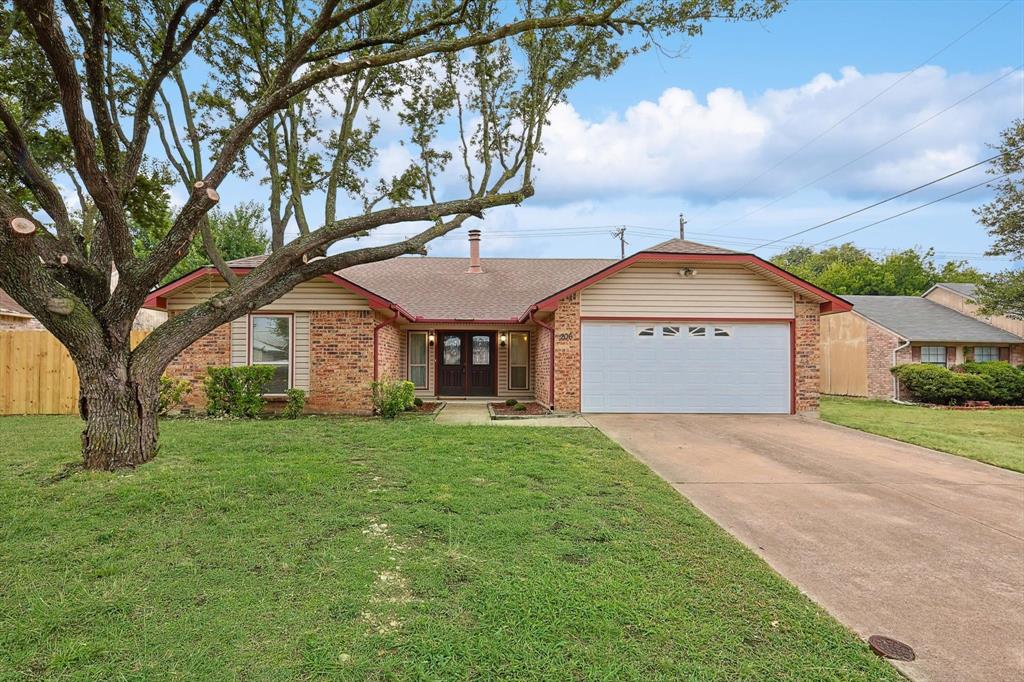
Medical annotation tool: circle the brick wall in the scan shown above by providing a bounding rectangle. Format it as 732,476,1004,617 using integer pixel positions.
865,321,902,399
552,294,581,412
794,297,821,413
533,323,552,407
375,313,402,382
308,310,375,414
165,321,231,410
1011,344,1024,366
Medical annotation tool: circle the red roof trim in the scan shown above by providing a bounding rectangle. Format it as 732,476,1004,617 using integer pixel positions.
143,265,401,314
528,252,852,316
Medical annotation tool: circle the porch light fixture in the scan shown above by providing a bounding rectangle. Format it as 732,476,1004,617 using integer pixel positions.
428,333,435,346
499,333,507,348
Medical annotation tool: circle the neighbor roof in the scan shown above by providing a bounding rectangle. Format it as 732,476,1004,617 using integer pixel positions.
644,239,739,255
932,282,979,298
0,288,32,318
845,295,1022,343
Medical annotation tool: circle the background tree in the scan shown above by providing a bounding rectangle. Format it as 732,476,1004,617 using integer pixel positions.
973,118,1024,319
771,243,984,296
0,0,785,469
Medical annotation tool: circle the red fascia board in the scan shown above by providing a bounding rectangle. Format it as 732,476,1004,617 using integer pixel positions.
143,265,402,314
530,252,852,315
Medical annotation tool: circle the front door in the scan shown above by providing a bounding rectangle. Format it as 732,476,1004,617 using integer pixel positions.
437,332,495,396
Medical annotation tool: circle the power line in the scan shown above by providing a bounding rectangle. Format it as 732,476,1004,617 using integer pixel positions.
708,64,1022,233
690,0,1013,221
750,152,1008,250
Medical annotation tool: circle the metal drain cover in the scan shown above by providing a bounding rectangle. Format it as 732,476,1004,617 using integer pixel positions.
868,635,916,662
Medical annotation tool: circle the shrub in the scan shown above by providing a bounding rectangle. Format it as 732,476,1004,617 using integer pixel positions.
283,388,306,419
505,398,518,406
158,376,192,416
372,378,416,419
960,362,1024,404
513,402,527,412
204,365,276,418
891,363,993,405
413,397,424,407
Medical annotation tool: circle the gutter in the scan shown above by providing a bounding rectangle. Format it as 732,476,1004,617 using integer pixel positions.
373,305,402,382
529,306,555,409
891,337,911,401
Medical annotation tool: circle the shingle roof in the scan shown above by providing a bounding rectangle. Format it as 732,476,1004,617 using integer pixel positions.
846,295,1023,343
643,238,740,255
0,288,32,318
340,257,614,320
934,282,979,298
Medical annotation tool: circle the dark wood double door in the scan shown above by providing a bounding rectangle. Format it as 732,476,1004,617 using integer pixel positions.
437,331,496,396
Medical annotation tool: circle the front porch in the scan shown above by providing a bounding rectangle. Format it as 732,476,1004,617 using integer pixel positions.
378,321,549,405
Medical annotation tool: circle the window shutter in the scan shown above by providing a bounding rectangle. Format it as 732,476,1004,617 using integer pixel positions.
964,347,974,363
230,317,248,367
946,346,957,367
999,347,1010,362
911,346,920,362
293,312,310,390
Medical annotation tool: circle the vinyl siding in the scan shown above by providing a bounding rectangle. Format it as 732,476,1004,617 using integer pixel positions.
165,275,371,312
579,262,795,318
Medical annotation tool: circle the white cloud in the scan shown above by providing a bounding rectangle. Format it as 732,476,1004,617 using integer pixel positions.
533,66,1022,203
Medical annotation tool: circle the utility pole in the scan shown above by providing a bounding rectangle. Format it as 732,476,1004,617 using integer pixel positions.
611,226,628,259
678,213,686,239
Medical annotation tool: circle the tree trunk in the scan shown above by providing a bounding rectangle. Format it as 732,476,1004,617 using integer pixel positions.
78,352,160,470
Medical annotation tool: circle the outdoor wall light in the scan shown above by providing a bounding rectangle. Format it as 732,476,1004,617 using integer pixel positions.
428,333,435,346
499,333,507,348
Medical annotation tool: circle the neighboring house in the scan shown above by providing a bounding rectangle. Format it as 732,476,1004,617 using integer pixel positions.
145,232,852,415
0,286,166,332
820,290,1024,400
922,282,1024,338
0,288,44,331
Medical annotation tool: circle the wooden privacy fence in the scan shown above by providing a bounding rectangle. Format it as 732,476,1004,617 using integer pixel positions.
0,330,149,415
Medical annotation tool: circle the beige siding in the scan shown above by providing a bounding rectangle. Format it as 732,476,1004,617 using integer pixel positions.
580,262,795,318
230,318,247,367
924,287,1024,337
819,312,868,396
165,275,371,312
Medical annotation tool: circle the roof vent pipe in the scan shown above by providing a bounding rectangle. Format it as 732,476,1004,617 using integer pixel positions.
467,229,482,273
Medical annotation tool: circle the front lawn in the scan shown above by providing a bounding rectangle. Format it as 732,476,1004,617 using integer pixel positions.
821,397,1024,473
0,417,896,680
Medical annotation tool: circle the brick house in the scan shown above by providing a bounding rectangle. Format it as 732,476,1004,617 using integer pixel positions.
146,234,852,415
820,287,1024,400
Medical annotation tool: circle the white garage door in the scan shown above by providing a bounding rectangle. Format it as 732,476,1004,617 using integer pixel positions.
581,321,791,413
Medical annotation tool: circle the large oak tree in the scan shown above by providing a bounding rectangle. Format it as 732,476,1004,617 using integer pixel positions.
0,0,783,469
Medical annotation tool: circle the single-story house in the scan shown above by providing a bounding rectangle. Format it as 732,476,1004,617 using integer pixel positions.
145,232,852,415
1,288,43,331
819,290,1024,400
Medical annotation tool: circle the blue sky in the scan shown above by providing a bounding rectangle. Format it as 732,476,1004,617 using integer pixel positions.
158,0,1023,269
412,0,1024,267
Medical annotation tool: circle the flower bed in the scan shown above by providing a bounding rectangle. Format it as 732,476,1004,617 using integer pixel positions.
488,401,550,418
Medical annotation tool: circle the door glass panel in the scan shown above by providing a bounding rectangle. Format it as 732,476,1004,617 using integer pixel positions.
472,335,490,365
410,365,427,387
443,335,461,365
409,333,427,364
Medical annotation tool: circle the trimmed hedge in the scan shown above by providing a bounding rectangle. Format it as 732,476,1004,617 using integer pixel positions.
892,362,1024,405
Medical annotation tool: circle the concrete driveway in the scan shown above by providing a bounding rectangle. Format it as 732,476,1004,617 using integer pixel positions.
587,414,1024,682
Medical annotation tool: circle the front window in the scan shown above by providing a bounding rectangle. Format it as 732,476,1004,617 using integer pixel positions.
408,332,428,388
920,346,947,366
251,314,291,394
509,332,529,390
974,346,999,362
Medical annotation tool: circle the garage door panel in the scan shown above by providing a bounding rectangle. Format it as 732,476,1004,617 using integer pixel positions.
581,322,790,413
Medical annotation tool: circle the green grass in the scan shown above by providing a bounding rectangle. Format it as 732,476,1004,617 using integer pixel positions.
0,416,897,681
822,397,1024,473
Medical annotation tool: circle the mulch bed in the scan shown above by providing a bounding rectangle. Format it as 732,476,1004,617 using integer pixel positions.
414,402,441,414
489,401,549,416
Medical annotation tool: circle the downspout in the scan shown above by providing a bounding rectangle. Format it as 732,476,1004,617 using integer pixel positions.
892,337,910,401
529,306,555,409
373,306,401,382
